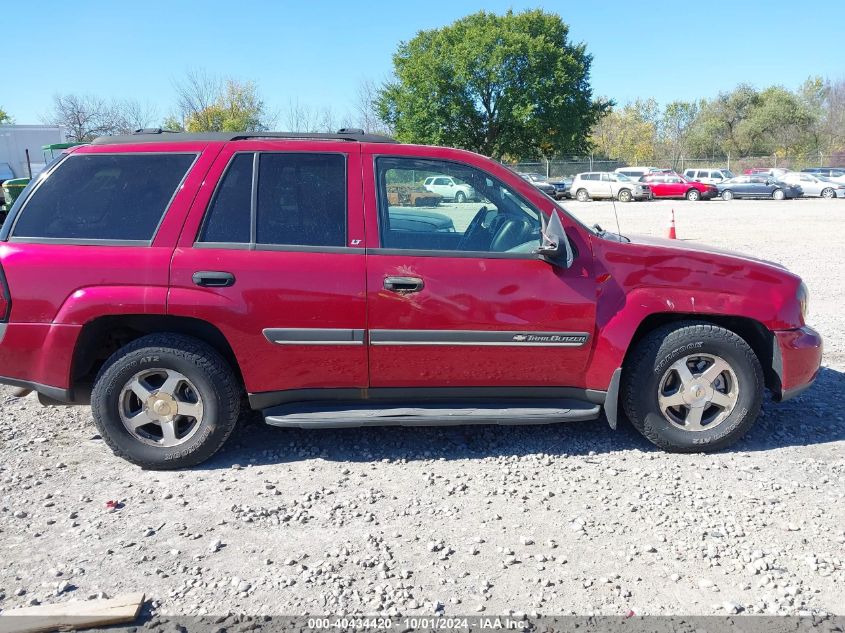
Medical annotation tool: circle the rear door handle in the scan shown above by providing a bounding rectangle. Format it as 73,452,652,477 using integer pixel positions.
192,271,236,288
383,276,424,293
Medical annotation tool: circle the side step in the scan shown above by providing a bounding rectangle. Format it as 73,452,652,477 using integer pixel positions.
263,399,601,429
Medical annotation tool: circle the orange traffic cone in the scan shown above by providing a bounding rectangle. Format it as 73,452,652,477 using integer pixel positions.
667,209,677,239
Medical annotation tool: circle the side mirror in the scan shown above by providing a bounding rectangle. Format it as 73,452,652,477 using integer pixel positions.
536,210,574,268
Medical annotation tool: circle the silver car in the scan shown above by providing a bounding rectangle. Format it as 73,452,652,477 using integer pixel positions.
780,172,845,198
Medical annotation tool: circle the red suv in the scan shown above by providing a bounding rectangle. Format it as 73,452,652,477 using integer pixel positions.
639,173,719,201
0,130,822,468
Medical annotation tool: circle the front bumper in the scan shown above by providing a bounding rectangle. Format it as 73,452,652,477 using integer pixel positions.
773,326,823,401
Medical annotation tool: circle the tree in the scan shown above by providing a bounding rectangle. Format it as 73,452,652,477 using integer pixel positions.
659,101,700,165
590,99,659,164
354,79,392,135
0,107,11,124
378,9,609,160
45,94,156,141
173,70,271,132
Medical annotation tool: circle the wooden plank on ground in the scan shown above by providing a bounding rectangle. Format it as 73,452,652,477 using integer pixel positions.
0,592,144,633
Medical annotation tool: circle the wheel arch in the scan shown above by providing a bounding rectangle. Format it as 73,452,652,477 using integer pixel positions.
623,312,777,392
71,314,244,402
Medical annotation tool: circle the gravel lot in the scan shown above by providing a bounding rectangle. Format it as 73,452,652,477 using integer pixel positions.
1,198,843,619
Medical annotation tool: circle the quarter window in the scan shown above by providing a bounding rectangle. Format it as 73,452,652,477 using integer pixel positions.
13,153,195,242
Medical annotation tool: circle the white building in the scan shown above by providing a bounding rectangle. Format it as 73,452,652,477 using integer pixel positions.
0,125,66,179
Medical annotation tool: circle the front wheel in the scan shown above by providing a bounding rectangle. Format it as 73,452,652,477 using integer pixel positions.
621,322,763,452
91,334,241,469
772,188,785,200
721,190,734,201
686,189,701,201
455,190,466,203
821,187,835,199
617,189,632,202
575,188,590,202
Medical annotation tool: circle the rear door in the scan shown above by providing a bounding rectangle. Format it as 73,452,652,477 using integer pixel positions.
168,141,368,401
362,150,596,390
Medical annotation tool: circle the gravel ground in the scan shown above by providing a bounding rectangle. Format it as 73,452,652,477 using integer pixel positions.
1,198,843,619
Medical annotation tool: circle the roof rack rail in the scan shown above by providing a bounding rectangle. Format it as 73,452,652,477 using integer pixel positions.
92,128,398,145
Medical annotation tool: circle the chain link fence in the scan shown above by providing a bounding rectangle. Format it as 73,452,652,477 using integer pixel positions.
510,155,845,179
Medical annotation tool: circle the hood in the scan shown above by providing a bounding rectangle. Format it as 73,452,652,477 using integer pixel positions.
622,233,788,270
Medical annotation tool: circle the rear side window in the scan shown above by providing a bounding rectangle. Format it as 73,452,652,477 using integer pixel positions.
13,153,195,242
197,152,347,249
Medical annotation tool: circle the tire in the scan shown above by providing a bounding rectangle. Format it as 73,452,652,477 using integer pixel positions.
686,189,701,201
576,188,589,202
821,188,835,199
721,190,734,201
621,322,763,453
617,189,632,202
455,191,466,203
91,334,241,469
772,188,785,200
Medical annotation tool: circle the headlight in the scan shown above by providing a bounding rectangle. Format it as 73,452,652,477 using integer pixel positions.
797,282,809,321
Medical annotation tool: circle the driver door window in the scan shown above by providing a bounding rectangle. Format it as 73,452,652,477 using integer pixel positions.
376,157,541,255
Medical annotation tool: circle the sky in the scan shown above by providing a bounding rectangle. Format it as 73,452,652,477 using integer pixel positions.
4,0,841,125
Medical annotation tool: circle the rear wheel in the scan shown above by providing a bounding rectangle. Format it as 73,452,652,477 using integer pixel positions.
91,334,241,469
821,187,835,199
576,188,589,202
721,190,734,201
621,322,763,452
455,190,466,203
686,189,701,201
772,188,785,200
617,189,632,202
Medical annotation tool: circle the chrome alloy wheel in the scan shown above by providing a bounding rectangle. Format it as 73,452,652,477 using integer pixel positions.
657,354,739,431
118,369,204,447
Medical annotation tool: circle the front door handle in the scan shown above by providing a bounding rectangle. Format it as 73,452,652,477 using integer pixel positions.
383,276,424,293
192,271,236,288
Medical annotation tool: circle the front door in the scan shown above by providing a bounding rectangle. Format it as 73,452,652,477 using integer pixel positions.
362,153,596,389
169,142,368,401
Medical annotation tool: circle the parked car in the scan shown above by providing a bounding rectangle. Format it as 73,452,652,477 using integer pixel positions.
683,168,734,185
571,172,651,202
802,167,845,184
0,129,821,468
638,173,718,201
614,166,661,179
743,167,789,178
423,175,475,202
716,175,800,200
518,173,557,197
550,177,572,200
779,172,845,198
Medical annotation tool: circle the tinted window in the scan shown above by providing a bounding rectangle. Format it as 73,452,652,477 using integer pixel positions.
199,153,253,244
376,157,541,254
256,153,346,247
13,153,194,241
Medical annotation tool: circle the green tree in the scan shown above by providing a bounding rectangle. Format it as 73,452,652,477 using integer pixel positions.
0,107,11,124
590,99,659,164
173,70,270,132
659,100,700,165
378,9,609,160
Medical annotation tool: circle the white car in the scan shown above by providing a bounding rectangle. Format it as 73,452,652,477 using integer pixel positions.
780,171,845,198
571,172,652,202
683,168,734,185
423,176,476,202
614,166,661,179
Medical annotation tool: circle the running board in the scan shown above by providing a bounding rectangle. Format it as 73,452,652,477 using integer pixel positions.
263,399,601,429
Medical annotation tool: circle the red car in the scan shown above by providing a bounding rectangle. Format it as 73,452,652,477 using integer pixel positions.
0,130,821,468
639,173,718,201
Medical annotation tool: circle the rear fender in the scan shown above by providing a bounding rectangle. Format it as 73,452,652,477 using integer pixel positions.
53,285,168,325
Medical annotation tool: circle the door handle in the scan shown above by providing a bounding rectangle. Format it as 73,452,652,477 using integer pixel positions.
192,271,236,288
383,276,424,293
